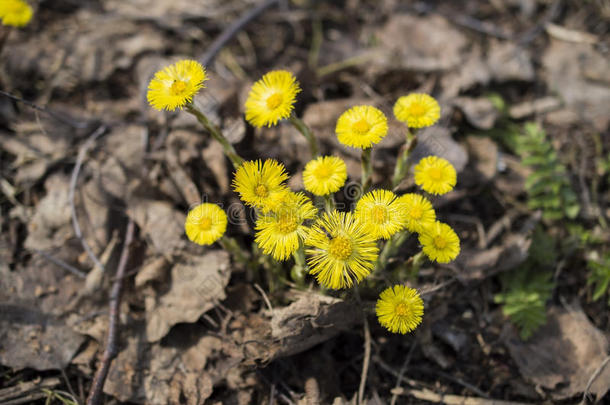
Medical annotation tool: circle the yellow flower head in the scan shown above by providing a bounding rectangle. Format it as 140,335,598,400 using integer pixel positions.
306,210,379,289
255,192,317,261
245,70,301,128
335,105,388,149
185,203,227,246
419,221,460,263
0,0,33,27
414,156,457,195
376,285,424,334
393,93,440,129
355,189,407,240
147,60,207,111
302,155,347,196
397,193,436,234
232,159,289,213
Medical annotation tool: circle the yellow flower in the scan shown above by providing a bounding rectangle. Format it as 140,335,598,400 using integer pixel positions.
376,285,424,334
419,221,460,263
414,156,457,195
335,105,388,149
355,189,407,240
185,203,227,245
397,193,436,233
232,159,289,213
255,192,317,261
245,70,301,128
306,210,379,289
302,156,347,196
393,93,440,129
0,0,33,27
147,60,207,111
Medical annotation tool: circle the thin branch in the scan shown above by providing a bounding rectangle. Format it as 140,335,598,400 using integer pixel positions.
199,0,280,66
390,342,417,405
353,287,371,405
69,125,108,273
31,248,87,279
86,218,135,405
581,355,610,404
0,89,89,129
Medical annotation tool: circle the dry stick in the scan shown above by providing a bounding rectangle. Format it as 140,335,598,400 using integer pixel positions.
86,218,135,405
69,125,108,273
199,0,280,66
31,248,87,279
389,342,417,405
581,355,610,404
0,89,89,129
354,287,371,405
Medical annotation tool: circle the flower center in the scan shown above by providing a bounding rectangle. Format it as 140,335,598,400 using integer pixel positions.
433,235,447,249
409,205,423,220
255,184,269,197
329,236,353,260
371,205,388,224
427,167,443,181
266,93,283,110
170,80,188,96
352,119,370,134
277,213,298,234
407,103,427,117
395,302,409,317
198,217,212,231
314,164,333,179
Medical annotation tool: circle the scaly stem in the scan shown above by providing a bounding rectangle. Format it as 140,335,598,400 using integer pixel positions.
324,194,335,213
291,245,308,287
391,128,418,190
220,236,249,265
361,148,373,195
289,114,320,158
186,105,244,168
377,231,410,271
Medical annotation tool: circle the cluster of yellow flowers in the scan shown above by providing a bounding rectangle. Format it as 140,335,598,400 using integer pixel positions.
149,60,462,335
0,0,33,27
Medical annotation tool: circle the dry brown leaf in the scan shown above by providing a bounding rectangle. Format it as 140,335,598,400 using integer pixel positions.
503,305,610,400
145,251,230,342
130,199,186,256
454,97,499,130
0,304,85,371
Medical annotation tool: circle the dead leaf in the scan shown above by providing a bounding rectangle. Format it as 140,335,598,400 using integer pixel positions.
487,40,535,82
145,251,230,342
503,305,610,400
0,304,85,371
542,39,610,131
454,97,499,130
375,14,468,72
130,199,186,256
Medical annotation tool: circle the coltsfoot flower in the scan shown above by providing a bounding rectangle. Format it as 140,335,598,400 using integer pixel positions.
147,60,207,111
0,0,33,27
185,203,227,245
397,193,436,234
419,221,460,263
302,155,347,196
306,210,379,289
414,156,457,195
255,192,317,261
393,93,440,129
335,105,388,149
376,285,424,334
245,70,301,128
232,159,290,213
355,189,407,240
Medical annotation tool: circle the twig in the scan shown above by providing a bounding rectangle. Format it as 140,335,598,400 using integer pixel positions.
0,89,89,129
31,248,87,279
86,218,135,405
69,125,108,273
581,355,610,404
390,342,417,405
199,0,280,66
353,287,371,405
254,283,273,311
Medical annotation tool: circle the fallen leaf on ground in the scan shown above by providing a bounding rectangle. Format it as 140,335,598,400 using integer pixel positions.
503,305,610,400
